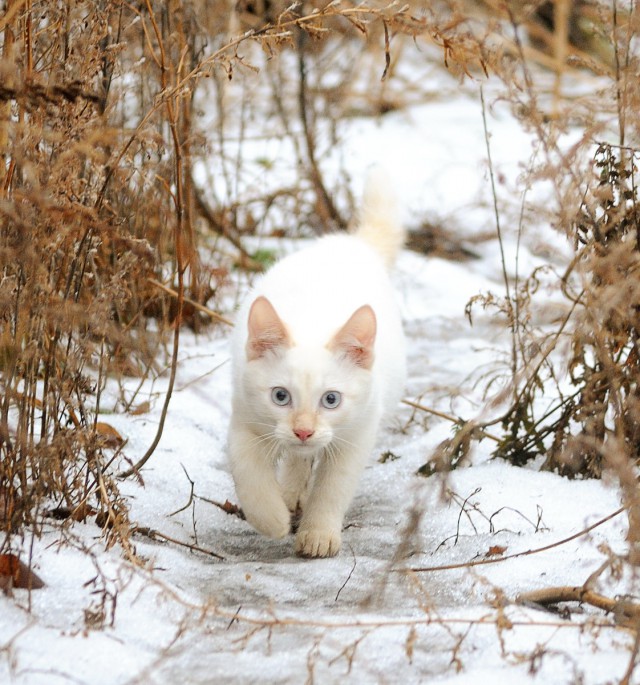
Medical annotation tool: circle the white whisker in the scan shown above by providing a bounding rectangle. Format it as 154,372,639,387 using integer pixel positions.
323,441,341,465
331,434,358,451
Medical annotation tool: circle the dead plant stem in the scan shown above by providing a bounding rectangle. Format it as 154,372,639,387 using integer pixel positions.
133,525,224,561
517,585,640,628
406,506,624,573
147,278,233,326
296,25,343,231
136,568,625,634
480,85,517,397
622,624,640,685
401,399,500,442
97,4,422,209
552,0,570,112
118,0,189,479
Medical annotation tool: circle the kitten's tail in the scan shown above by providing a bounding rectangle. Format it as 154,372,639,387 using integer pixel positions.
353,167,405,269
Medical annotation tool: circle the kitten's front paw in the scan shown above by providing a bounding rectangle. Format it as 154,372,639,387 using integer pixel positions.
295,527,341,558
244,502,291,539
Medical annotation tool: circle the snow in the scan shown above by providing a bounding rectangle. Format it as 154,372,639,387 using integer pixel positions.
1,39,635,685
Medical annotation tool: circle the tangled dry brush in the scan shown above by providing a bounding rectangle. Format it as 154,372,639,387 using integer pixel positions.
0,1,639,599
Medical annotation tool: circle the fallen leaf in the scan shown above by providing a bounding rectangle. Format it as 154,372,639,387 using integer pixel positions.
95,422,124,448
70,502,97,521
47,502,96,522
485,545,507,558
222,500,245,519
130,401,151,415
0,554,44,590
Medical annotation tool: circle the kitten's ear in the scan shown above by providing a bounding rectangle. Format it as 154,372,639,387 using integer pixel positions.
329,305,376,369
246,296,290,361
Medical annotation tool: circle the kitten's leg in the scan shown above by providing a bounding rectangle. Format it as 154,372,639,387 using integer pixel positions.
279,454,314,533
295,433,376,558
228,423,290,539
279,454,313,513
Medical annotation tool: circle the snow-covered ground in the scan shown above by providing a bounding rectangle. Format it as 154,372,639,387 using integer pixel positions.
1,39,634,685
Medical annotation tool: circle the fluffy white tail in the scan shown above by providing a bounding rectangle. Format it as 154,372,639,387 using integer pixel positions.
353,167,405,269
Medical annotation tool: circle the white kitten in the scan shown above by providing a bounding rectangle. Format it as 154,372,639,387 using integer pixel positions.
228,172,406,557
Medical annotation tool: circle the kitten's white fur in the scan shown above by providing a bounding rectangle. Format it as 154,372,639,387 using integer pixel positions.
228,172,406,557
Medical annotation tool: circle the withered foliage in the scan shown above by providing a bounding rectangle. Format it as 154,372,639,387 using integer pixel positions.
424,5,640,544
0,0,491,552
2,0,639,570
0,2,167,550
546,143,640,477
487,143,640,477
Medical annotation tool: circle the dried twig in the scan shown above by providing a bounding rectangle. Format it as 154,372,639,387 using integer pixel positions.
406,507,624,573
192,180,264,273
118,0,192,480
132,526,225,561
148,278,233,327
480,85,517,393
517,585,640,629
402,398,500,442
335,545,357,602
195,494,246,520
296,27,344,232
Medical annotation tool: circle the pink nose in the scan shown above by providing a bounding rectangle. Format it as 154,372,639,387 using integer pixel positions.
293,428,314,442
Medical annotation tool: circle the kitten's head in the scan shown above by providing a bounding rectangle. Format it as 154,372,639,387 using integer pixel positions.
241,296,376,453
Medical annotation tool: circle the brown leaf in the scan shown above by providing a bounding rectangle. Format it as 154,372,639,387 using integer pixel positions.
130,401,151,415
0,554,44,590
485,545,508,558
70,502,97,522
47,502,96,522
95,422,124,448
222,500,246,519
95,510,116,529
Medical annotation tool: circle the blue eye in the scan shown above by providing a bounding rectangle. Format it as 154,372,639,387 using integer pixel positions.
321,391,342,409
271,387,291,406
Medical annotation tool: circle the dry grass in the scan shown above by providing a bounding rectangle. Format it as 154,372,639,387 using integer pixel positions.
0,0,639,634
417,1,640,586
2,0,640,681
0,0,476,551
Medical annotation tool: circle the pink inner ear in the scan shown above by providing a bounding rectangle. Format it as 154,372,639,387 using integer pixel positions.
329,304,377,369
246,296,290,360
